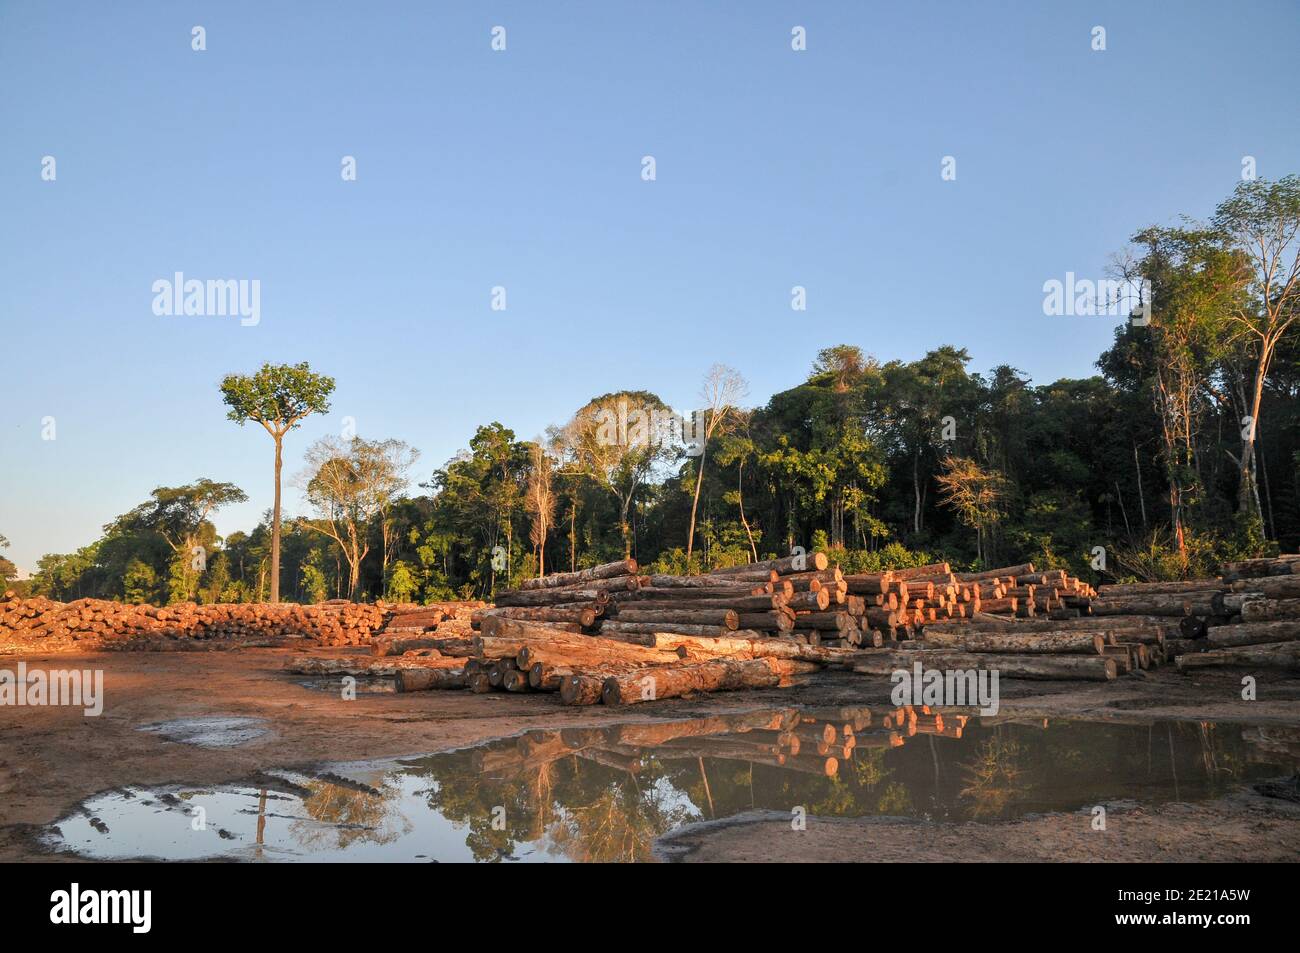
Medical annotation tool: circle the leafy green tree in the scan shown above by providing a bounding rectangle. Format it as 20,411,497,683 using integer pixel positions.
0,533,17,585
220,362,335,602
556,392,674,559
300,436,417,600
1212,176,1300,526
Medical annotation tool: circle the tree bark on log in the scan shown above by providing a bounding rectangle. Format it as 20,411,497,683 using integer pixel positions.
516,559,637,590
914,630,1105,654
1201,620,1300,649
601,657,818,706
851,651,1117,681
1175,642,1300,672
612,607,739,629
395,668,469,692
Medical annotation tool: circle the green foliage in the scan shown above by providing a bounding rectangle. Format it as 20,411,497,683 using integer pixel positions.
219,362,335,432
31,172,1300,608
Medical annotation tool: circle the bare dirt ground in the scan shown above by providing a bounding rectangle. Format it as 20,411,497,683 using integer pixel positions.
656,792,1300,862
2,647,1298,862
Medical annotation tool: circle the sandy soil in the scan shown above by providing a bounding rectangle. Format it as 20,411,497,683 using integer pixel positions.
2,647,1298,862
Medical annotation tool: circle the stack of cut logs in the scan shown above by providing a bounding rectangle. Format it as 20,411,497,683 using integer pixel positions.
896,556,1300,677
0,592,483,653
285,557,1129,707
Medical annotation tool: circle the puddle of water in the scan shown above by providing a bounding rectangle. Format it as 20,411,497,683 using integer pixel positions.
51,709,1299,862
138,717,269,748
295,677,396,695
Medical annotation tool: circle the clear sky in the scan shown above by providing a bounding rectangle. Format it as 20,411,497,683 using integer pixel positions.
2,1,1297,576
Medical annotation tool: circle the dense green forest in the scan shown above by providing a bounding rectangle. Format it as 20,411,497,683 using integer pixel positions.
14,176,1300,605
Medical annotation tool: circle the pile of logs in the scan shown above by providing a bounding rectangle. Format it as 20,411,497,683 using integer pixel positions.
282,558,1127,707
898,555,1300,676
0,592,484,653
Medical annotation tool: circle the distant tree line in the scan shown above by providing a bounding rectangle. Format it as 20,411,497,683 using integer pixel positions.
15,176,1300,604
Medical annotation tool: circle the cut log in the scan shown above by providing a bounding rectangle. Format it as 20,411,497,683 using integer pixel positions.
1175,641,1300,673
516,559,638,590
395,668,468,692
601,657,819,706
1238,598,1300,623
1089,594,1217,617
475,606,598,627
1201,620,1300,649
914,630,1105,654
612,607,739,629
707,553,829,575
851,651,1117,681
559,674,606,706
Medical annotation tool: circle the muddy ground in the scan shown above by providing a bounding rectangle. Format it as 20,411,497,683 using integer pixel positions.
2,647,1298,862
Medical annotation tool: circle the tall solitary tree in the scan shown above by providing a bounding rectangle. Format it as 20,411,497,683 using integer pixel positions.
685,364,747,563
220,362,335,603
1212,176,1300,527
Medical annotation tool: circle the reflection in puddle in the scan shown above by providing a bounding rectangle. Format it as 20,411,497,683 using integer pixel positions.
49,709,1299,862
138,716,269,748
295,676,396,695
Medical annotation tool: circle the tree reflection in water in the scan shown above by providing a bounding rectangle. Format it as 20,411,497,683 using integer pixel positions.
291,776,412,850
304,711,1298,861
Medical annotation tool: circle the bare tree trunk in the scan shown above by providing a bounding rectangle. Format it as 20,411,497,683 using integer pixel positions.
1241,354,1268,525
1132,441,1148,528
270,435,283,603
687,448,707,562
913,449,922,534
737,461,758,562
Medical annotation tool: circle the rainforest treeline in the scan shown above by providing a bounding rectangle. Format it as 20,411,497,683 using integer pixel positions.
13,176,1300,604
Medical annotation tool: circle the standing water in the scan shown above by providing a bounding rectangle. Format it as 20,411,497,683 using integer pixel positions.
43,709,1298,862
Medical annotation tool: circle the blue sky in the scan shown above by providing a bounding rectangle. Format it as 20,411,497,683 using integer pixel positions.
2,1,1298,575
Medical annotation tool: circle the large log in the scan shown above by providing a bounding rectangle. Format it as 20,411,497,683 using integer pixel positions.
924,615,1178,635
1201,620,1300,649
515,641,681,667
516,559,638,590
1175,642,1300,673
474,606,598,627
790,610,856,632
707,553,829,575
736,611,794,632
601,657,819,706
598,621,727,638
615,594,783,611
612,607,739,629
394,668,469,692
559,674,606,706
493,588,613,607
851,651,1117,681
955,563,1035,582
1238,598,1300,623
843,573,895,595
913,630,1105,654
1089,594,1217,616
1230,576,1300,599
620,631,851,664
